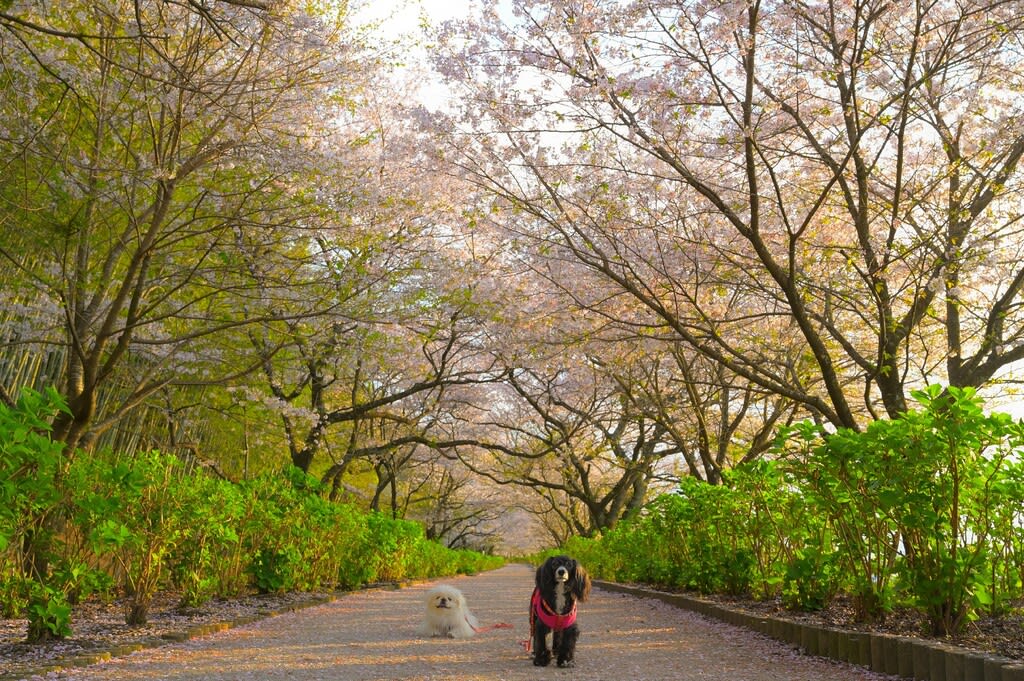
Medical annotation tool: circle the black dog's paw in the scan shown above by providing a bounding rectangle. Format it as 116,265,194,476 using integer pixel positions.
533,651,551,667
557,658,575,668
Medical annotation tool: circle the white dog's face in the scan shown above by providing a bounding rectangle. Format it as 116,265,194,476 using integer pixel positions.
419,585,478,638
428,587,464,613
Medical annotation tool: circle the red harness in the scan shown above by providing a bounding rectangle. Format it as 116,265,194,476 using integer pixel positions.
528,586,577,649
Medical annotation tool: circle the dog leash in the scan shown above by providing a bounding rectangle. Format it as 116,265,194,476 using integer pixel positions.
470,615,514,634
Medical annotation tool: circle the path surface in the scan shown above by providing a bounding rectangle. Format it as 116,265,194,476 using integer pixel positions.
27,564,898,681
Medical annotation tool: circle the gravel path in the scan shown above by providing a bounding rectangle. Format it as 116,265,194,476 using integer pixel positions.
26,564,898,681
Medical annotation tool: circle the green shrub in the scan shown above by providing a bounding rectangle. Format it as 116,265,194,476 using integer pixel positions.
0,554,25,618
365,513,425,582
168,474,244,606
781,545,840,612
1,408,503,641
779,385,1024,633
887,386,1024,634
249,546,301,593
25,582,71,639
730,460,797,599
781,420,902,621
79,451,190,625
0,387,74,640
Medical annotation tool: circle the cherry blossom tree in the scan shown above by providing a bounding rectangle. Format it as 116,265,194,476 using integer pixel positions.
594,343,800,484
0,0,368,453
431,0,1024,429
221,84,512,492
433,326,682,535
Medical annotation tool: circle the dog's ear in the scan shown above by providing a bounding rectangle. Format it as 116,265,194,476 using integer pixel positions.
536,558,552,589
572,563,592,602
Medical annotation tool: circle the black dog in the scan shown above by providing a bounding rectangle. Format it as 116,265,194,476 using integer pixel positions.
529,555,591,667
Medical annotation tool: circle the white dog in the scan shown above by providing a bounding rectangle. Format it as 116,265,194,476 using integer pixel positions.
418,584,479,638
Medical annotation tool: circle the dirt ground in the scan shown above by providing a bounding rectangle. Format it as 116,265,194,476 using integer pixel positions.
8,564,905,681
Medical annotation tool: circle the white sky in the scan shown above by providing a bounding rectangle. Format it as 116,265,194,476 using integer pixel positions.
355,0,473,37
351,0,481,109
